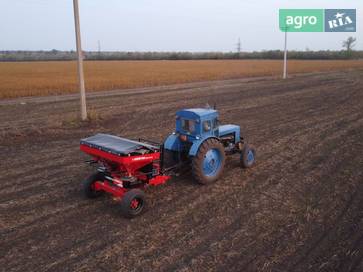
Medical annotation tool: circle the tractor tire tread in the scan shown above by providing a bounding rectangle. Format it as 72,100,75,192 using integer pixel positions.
241,144,256,168
192,138,226,185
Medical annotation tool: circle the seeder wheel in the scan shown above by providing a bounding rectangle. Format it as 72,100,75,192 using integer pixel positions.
82,171,104,198
120,189,145,218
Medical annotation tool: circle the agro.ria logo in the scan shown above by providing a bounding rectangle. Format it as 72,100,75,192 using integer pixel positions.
325,9,356,32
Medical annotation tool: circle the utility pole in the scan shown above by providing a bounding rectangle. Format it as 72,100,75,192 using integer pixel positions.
283,27,288,79
73,0,87,120
98,40,101,55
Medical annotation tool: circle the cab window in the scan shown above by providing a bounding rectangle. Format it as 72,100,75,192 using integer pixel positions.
203,121,211,132
181,119,195,134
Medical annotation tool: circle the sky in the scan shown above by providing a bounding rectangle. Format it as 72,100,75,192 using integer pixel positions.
0,0,361,52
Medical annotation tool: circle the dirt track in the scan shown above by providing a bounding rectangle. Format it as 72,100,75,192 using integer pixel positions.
1,70,363,271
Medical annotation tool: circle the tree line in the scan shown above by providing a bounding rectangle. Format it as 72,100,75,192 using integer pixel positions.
0,49,362,62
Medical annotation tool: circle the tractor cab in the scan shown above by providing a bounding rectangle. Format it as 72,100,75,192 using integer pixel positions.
175,108,219,139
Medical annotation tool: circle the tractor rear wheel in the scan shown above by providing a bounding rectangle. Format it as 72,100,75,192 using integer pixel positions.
240,144,256,168
192,138,226,185
82,171,104,198
120,189,145,218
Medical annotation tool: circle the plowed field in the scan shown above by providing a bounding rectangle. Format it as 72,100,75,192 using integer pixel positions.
0,70,362,271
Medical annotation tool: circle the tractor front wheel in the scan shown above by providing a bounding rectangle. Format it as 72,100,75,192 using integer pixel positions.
240,144,256,168
82,171,104,198
192,138,226,185
120,189,145,218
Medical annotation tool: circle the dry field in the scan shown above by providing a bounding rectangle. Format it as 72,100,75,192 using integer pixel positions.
0,70,362,271
0,59,363,99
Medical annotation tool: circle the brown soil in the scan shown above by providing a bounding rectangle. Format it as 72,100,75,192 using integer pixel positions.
1,70,362,271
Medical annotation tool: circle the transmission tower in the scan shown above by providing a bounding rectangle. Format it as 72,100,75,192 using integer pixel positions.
236,38,241,58
98,40,101,55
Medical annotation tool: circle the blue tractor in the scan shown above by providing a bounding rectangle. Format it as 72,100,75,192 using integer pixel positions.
163,107,256,184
